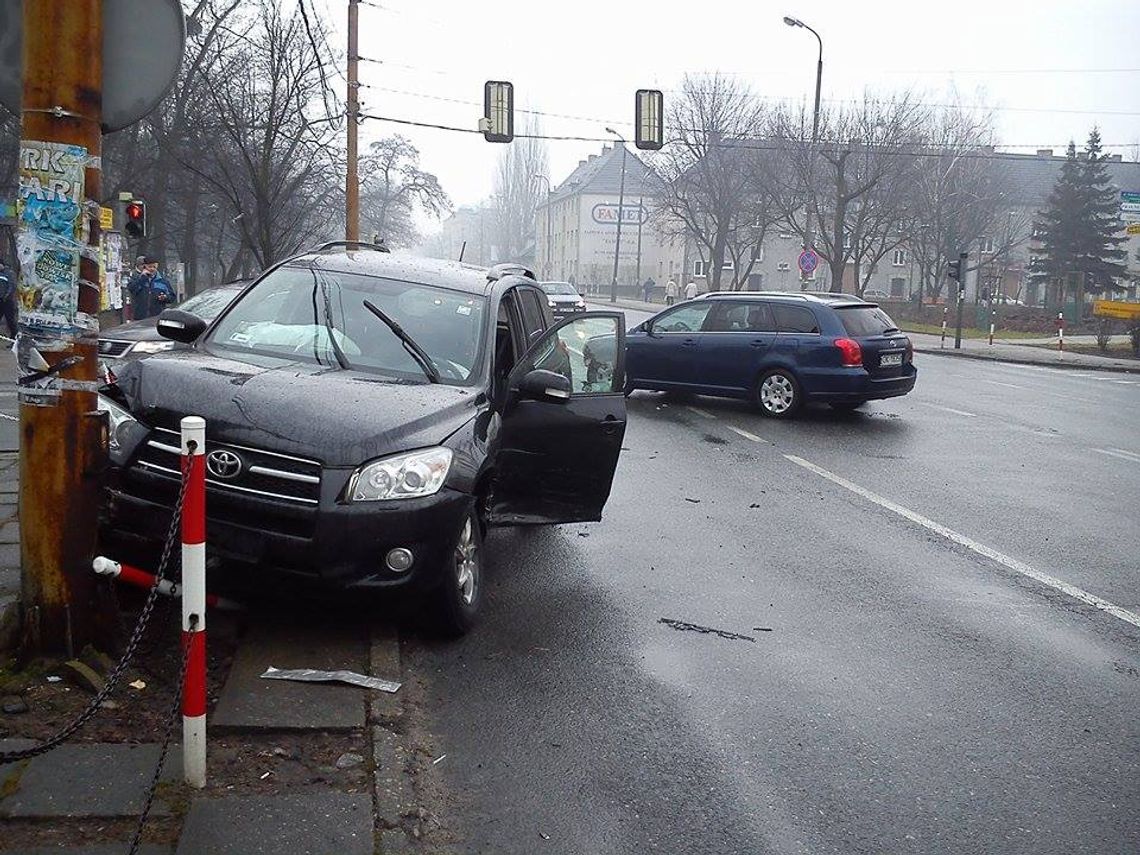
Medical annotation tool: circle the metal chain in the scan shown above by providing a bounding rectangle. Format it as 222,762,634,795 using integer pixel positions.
0,451,195,765
127,613,197,855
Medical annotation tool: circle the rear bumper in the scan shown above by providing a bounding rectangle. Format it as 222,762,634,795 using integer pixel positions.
101,465,472,593
805,365,917,402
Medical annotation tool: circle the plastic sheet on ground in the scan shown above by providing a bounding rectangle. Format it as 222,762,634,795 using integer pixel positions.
259,666,401,693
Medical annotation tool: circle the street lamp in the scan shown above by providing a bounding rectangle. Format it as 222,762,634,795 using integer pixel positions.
532,174,552,280
783,15,822,145
605,127,628,303
783,14,824,289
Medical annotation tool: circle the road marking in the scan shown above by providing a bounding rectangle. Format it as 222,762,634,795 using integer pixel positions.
980,379,1025,389
783,454,1140,630
1095,448,1140,464
726,424,767,444
918,402,977,417
1111,380,1138,385
686,406,716,419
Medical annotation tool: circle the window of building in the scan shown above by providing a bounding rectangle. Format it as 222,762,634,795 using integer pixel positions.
722,258,734,269
777,261,790,272
980,237,995,253
890,277,906,297
892,249,906,266
778,232,794,240
693,260,707,276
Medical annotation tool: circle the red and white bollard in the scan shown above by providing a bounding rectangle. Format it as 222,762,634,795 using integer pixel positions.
989,310,996,346
1057,311,1064,353
940,306,948,349
92,558,240,611
181,416,207,789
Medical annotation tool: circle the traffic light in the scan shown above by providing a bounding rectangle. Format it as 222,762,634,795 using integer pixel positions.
946,258,961,281
635,89,664,151
480,81,514,143
124,200,147,239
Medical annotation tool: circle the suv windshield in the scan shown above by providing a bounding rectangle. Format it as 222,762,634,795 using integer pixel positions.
836,305,901,337
208,266,487,384
179,285,243,321
541,282,578,296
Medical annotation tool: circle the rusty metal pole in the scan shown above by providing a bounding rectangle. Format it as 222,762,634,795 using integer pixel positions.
345,0,360,242
18,0,113,656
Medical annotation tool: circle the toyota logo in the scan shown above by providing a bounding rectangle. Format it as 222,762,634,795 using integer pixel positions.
206,449,243,480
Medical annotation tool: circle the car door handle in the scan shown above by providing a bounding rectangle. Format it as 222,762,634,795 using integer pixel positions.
750,339,770,347
602,414,620,435
682,338,699,347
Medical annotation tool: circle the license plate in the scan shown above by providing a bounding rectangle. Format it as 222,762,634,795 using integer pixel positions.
880,352,903,367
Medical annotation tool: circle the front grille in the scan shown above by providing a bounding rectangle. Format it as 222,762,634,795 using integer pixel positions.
133,427,322,505
98,338,133,358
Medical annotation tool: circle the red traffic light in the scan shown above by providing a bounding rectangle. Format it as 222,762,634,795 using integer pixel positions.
126,203,143,219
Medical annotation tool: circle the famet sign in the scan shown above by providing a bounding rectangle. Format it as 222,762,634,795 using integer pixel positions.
591,203,648,226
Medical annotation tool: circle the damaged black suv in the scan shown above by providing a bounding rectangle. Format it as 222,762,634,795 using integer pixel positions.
98,243,628,634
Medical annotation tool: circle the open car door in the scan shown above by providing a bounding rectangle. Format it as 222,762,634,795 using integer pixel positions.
489,312,627,526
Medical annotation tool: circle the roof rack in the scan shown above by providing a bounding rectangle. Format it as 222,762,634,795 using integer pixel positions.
486,262,536,282
311,240,391,254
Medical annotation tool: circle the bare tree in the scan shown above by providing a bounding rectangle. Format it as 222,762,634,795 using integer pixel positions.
654,74,770,291
766,93,927,293
491,118,548,264
359,135,450,249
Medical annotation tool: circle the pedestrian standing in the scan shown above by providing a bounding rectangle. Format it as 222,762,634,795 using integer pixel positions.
684,281,698,301
665,278,678,306
127,256,159,321
0,259,18,339
642,277,655,303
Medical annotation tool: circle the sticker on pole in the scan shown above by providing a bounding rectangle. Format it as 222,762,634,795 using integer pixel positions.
797,249,819,275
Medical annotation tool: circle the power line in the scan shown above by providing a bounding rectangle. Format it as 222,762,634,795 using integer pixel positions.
358,112,1138,160
297,0,342,125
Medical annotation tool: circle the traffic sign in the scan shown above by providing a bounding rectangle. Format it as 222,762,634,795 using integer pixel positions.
0,0,185,133
797,249,819,275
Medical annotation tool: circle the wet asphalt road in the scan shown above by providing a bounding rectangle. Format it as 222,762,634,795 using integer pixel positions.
403,306,1140,854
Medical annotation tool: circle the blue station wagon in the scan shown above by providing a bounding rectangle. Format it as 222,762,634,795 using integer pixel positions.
624,292,917,417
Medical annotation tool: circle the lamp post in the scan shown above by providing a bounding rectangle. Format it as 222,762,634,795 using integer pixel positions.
605,127,628,303
533,174,552,279
783,15,823,288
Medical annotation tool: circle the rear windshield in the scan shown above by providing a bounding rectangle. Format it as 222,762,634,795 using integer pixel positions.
837,306,900,337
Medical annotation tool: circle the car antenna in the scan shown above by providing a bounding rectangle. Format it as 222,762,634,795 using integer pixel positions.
458,240,466,262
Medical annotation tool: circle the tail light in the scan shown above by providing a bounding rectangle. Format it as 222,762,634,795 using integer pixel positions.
905,338,913,363
834,337,863,367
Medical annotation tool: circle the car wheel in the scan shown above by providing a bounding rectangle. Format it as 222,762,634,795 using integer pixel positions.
434,507,483,637
829,400,867,412
755,369,802,418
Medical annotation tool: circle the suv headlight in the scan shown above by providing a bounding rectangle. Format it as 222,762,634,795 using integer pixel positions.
347,447,453,502
96,394,138,452
132,340,176,354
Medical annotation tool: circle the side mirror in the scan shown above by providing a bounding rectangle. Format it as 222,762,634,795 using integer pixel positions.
156,309,207,344
517,369,571,404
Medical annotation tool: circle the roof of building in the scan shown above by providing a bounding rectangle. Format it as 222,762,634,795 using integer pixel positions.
992,150,1140,208
545,142,663,207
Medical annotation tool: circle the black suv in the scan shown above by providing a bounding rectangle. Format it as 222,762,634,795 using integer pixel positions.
98,244,628,634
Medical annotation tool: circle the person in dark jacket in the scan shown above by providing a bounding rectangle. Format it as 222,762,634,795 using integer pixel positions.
126,256,159,320
0,259,17,339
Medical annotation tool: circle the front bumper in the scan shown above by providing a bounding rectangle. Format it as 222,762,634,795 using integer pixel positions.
101,463,473,593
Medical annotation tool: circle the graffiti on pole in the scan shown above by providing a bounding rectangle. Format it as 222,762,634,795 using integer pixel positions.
15,141,86,334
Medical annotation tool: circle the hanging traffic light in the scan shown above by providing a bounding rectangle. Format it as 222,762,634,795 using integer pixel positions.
635,89,664,150
480,81,514,143
124,200,147,239
946,257,962,281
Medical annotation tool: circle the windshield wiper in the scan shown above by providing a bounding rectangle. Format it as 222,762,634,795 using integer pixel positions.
309,269,350,370
362,299,440,383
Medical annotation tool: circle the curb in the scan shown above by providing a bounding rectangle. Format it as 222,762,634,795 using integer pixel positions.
913,346,1140,375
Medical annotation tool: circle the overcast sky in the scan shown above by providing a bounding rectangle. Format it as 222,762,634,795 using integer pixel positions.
316,0,1140,228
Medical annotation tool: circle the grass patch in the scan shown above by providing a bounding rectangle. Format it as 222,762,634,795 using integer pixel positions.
1022,341,1139,360
899,322,1043,340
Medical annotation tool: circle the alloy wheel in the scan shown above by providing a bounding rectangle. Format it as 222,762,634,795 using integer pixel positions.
454,517,478,606
760,374,795,414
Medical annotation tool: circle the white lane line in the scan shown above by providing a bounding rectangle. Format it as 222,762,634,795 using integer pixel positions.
918,402,977,417
1095,448,1140,464
726,424,768,444
980,379,1025,389
783,454,1140,630
1112,380,1138,385
686,405,716,419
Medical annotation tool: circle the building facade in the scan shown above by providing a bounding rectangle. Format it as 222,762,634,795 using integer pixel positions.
536,143,684,295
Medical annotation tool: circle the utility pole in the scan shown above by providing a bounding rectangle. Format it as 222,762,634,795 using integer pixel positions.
605,130,627,303
635,196,644,290
19,0,114,655
345,0,360,242
954,250,968,350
